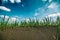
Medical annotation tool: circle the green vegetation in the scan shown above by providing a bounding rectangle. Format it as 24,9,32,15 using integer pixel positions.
0,15,60,30
0,15,59,31
0,16,60,28
0,16,60,40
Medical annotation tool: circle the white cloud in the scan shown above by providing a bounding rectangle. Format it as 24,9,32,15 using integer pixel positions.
3,0,21,3
49,0,52,2
0,15,8,18
46,12,60,17
0,15,4,18
0,15,17,21
48,2,57,9
33,2,59,20
42,0,47,2
0,15,20,24
45,13,60,21
10,0,15,3
16,0,21,3
25,18,29,22
11,17,17,22
34,2,59,19
8,17,18,24
0,15,9,21
34,12,39,16
0,15,9,19
5,16,9,19
0,6,11,12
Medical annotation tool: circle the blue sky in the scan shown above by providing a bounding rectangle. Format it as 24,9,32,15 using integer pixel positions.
0,0,60,21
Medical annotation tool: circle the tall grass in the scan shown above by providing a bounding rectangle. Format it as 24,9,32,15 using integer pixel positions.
0,15,60,29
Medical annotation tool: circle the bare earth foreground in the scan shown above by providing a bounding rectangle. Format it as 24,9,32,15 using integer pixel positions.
0,27,57,40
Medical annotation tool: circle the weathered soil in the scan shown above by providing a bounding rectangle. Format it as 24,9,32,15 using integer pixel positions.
0,27,57,40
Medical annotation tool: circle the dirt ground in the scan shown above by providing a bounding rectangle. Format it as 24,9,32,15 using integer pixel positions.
0,27,57,40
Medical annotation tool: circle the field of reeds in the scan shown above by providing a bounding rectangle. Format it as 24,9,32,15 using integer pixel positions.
0,15,60,40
